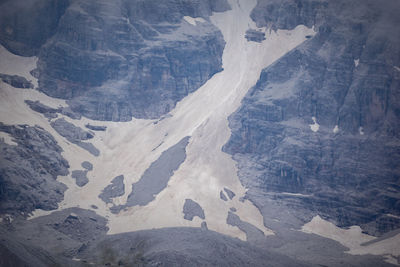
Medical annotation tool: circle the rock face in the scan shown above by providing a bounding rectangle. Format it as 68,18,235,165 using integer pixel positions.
0,0,70,56
224,0,400,235
1,0,230,121
0,123,69,216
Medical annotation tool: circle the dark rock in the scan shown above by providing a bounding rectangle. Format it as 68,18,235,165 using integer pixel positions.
225,0,400,235
0,0,70,56
71,170,89,187
230,207,237,212
245,29,266,43
182,199,205,221
124,136,190,208
219,190,228,201
85,124,107,131
50,118,100,156
201,221,208,230
25,100,59,119
224,188,236,200
0,123,69,216
35,0,230,121
99,175,125,204
0,74,34,89
81,161,93,171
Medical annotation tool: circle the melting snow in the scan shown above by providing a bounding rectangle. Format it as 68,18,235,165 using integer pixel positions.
309,117,320,132
183,16,206,26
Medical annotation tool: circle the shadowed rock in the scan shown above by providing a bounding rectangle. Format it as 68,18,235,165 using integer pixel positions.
81,161,93,171
99,175,125,204
71,170,89,187
183,199,205,221
0,73,34,88
125,136,190,207
224,188,236,200
245,29,266,42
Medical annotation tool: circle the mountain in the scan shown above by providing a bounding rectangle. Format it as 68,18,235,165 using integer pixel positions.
0,0,399,266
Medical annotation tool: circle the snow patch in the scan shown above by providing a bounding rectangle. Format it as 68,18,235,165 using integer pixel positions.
183,16,206,26
394,66,400,72
302,216,400,265
359,126,364,135
333,125,339,133
354,59,359,67
309,117,320,132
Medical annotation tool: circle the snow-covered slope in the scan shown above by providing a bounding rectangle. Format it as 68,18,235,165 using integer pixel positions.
1,0,314,241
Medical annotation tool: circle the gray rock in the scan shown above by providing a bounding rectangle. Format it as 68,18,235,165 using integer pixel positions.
220,190,228,201
81,161,93,171
124,136,190,208
0,123,69,216
25,100,59,119
245,29,266,43
224,0,400,235
0,0,70,56
183,199,205,221
98,175,125,204
230,207,237,212
224,187,236,200
201,221,208,230
50,118,100,156
33,0,230,121
71,170,89,187
0,73,34,89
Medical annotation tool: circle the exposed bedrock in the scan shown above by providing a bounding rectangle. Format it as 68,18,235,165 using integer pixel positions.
99,175,125,204
2,0,230,121
50,118,100,156
183,199,205,221
0,123,69,216
224,0,400,236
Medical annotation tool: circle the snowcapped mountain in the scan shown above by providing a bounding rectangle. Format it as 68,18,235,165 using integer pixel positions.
0,0,399,266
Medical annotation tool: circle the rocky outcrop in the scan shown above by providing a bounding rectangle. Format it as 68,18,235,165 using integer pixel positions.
183,199,205,221
0,74,34,89
224,0,400,235
125,136,190,207
30,0,230,121
50,118,100,156
0,123,69,216
99,175,125,204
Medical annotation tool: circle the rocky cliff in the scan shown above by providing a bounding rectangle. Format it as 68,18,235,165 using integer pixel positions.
224,0,400,235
